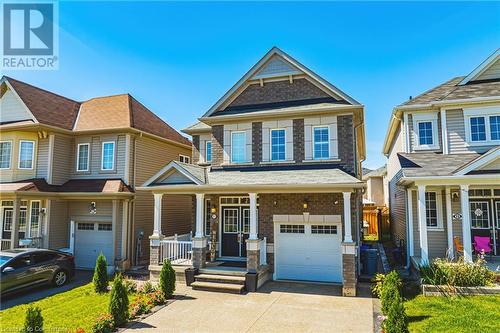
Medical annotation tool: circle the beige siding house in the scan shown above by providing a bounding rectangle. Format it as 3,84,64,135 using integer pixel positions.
0,76,192,269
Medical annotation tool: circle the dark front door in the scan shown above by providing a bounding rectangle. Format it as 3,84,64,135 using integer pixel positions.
494,201,500,255
469,200,494,254
221,207,250,257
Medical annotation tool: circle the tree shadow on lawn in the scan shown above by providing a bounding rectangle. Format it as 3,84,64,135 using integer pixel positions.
408,315,431,324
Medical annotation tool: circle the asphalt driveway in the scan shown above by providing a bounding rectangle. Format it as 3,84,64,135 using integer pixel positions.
126,281,374,333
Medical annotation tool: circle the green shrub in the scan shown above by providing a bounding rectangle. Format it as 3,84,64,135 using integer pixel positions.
371,273,385,298
380,271,402,315
93,253,109,293
159,259,176,298
21,306,43,333
109,273,129,326
91,313,114,333
382,289,408,333
419,257,495,287
139,280,156,294
123,278,137,294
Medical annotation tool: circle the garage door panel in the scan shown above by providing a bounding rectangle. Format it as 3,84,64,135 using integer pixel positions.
75,222,113,269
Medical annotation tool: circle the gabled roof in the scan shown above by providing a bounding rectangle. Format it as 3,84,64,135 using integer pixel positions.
397,152,479,177
459,49,500,85
362,165,386,180
182,121,212,135
201,47,360,118
454,146,500,175
0,178,133,194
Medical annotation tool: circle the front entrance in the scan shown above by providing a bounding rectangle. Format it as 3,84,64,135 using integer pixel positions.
221,207,250,257
470,200,500,255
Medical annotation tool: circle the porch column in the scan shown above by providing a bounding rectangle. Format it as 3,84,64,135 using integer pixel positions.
460,185,472,262
445,186,454,259
248,193,258,240
417,185,429,263
341,191,356,297
10,198,20,249
406,188,414,260
192,193,207,269
342,192,353,242
149,193,164,267
152,193,163,236
246,193,260,275
121,200,129,263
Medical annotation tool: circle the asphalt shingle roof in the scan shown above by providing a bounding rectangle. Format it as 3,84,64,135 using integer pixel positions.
397,153,479,177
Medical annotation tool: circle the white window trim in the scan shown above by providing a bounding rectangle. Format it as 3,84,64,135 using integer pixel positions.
412,112,439,150
312,125,330,160
179,154,191,164
0,140,12,170
76,143,90,172
27,200,41,238
230,131,247,164
205,141,212,163
101,141,115,171
464,107,500,145
426,191,444,230
18,140,35,170
269,128,286,161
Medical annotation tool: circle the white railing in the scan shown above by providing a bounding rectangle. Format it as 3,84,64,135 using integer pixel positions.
19,237,43,248
160,235,193,265
164,232,192,242
1,239,11,250
259,237,267,265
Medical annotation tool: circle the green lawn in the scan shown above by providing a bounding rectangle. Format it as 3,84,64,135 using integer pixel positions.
0,283,138,332
406,295,500,333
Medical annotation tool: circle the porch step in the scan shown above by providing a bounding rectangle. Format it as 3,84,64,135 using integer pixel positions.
195,273,246,285
198,267,246,276
191,281,245,294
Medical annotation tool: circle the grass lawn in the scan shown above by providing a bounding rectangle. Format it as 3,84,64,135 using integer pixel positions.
405,294,500,333
0,283,138,332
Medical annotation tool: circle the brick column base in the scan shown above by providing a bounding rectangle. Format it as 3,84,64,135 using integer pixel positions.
246,239,260,273
342,242,357,297
149,234,164,266
192,237,207,269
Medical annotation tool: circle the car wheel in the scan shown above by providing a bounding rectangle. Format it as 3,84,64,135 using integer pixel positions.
53,270,68,287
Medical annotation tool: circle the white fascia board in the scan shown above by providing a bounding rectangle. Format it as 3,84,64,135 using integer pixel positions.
398,174,500,186
459,49,500,85
141,161,204,187
454,147,500,176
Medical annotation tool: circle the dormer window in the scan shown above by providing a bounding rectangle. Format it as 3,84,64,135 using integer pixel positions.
412,112,439,150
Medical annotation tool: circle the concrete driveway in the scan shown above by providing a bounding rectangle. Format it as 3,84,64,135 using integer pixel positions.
127,281,374,333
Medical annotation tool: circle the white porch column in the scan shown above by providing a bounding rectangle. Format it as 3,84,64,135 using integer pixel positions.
249,193,258,240
342,192,353,243
406,188,414,258
417,185,429,263
153,193,163,236
69,220,75,254
195,193,205,238
445,186,454,259
460,185,472,262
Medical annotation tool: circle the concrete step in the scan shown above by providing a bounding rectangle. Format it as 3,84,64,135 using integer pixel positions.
195,273,246,285
191,281,245,294
198,268,246,276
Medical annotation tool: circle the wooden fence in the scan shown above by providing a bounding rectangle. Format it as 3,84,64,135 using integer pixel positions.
363,206,390,241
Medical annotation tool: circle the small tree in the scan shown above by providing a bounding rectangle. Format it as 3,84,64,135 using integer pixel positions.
109,273,129,326
159,259,176,298
380,270,402,315
21,306,43,333
383,288,409,333
93,253,108,293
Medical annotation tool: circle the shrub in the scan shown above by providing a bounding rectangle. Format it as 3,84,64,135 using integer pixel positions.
382,289,408,333
123,278,137,294
109,273,129,326
21,306,43,333
159,259,176,298
93,253,109,293
371,273,385,298
138,280,156,294
148,289,166,306
92,313,114,333
129,295,154,319
380,271,402,315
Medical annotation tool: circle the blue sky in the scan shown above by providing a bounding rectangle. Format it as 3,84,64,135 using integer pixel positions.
4,1,500,168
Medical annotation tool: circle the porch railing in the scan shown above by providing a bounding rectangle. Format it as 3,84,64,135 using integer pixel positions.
1,239,11,250
19,237,43,248
259,237,267,265
160,234,193,265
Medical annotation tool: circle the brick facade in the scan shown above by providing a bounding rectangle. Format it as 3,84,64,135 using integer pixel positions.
192,135,200,164
211,125,224,166
252,122,262,165
293,118,305,162
338,115,355,174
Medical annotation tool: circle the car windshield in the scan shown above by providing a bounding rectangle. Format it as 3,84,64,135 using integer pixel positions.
0,255,12,266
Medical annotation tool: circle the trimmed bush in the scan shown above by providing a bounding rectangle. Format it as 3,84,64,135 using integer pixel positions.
91,313,114,333
159,259,176,298
93,253,109,293
383,290,408,333
371,273,385,298
109,273,129,326
380,271,402,315
21,306,43,333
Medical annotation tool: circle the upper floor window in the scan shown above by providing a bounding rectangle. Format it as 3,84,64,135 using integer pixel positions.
490,116,500,141
412,112,439,150
206,141,212,163
18,140,34,169
464,107,500,144
179,154,191,163
270,129,286,161
470,117,486,142
313,126,329,160
231,132,246,163
0,141,12,169
77,143,90,171
101,141,115,170
418,122,433,145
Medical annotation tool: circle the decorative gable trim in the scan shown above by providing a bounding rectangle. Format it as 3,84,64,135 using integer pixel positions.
459,49,500,85
142,161,205,187
454,146,500,175
0,77,38,124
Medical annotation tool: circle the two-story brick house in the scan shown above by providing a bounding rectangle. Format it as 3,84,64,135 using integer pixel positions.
0,76,193,270
141,47,366,296
383,49,500,267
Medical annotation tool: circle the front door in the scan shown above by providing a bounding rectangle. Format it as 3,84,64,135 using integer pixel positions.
221,207,250,257
470,201,494,254
494,201,500,255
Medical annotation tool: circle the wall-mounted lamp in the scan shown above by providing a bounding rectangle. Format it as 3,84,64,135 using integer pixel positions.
210,207,217,214
40,208,47,216
452,192,459,202
273,201,278,206
89,202,97,215
303,200,309,210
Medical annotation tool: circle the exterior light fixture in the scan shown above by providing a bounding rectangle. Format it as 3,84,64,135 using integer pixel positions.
89,202,97,214
210,207,217,214
303,200,308,210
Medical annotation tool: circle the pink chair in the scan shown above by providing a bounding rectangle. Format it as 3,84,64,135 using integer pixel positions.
473,236,493,258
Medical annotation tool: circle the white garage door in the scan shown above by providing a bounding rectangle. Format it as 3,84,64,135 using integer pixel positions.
275,223,342,283
74,222,113,269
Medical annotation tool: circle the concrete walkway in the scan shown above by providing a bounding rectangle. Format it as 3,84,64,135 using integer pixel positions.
126,281,374,333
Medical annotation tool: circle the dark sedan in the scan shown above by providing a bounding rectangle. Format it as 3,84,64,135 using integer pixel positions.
0,248,75,295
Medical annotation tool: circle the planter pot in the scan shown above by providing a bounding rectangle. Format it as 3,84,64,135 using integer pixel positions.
245,272,258,292
184,268,198,286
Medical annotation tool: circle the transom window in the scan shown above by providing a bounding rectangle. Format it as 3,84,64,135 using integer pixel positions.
311,225,338,234
77,143,90,171
270,129,286,161
205,141,212,163
231,132,246,163
425,192,438,228
313,126,329,160
0,141,12,169
280,224,305,233
19,140,34,169
418,121,433,145
101,142,115,170
490,116,500,140
470,202,490,229
470,117,486,142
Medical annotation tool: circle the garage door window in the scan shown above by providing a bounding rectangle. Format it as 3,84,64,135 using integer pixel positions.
280,224,305,233
78,223,94,230
311,225,337,234
98,224,112,231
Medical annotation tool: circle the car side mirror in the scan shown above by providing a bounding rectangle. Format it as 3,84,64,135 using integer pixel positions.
2,267,14,273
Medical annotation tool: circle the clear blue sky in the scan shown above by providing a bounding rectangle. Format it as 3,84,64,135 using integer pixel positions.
4,1,500,168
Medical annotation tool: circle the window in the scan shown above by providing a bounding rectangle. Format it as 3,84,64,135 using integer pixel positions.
77,143,90,171
311,225,338,234
470,202,490,228
470,117,486,142
490,116,500,140
3,209,13,231
19,207,27,232
179,155,191,163
205,141,212,163
9,255,32,269
77,223,94,230
98,223,112,231
279,224,305,233
418,122,433,145
33,252,57,264
0,141,12,169
231,132,246,163
30,201,40,237
242,209,250,234
313,127,329,160
223,209,238,233
270,129,286,161
425,192,439,228
18,140,34,169
101,142,115,170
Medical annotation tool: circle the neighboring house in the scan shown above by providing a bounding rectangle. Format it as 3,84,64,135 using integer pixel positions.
362,165,388,207
140,47,366,296
0,76,193,270
383,49,500,267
